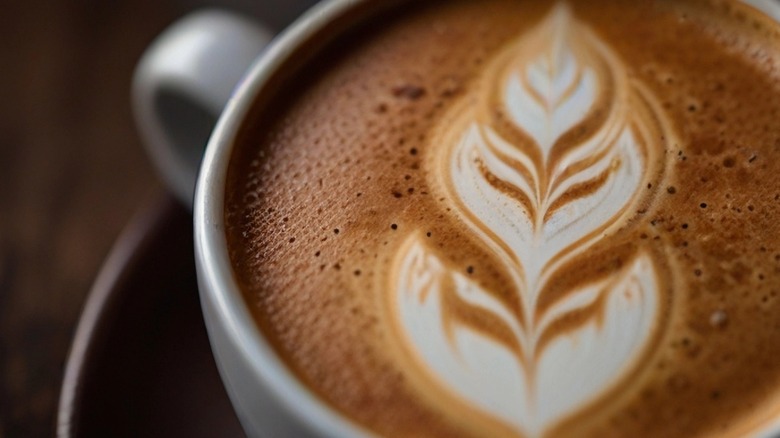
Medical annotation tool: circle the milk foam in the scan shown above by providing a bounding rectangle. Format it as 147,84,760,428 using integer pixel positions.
387,4,675,435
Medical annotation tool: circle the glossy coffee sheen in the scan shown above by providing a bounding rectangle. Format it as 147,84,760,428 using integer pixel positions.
225,1,780,436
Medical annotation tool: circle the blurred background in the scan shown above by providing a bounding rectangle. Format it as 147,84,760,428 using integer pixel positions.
0,0,314,435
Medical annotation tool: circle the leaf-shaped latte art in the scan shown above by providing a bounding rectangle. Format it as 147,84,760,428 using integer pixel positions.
385,3,677,437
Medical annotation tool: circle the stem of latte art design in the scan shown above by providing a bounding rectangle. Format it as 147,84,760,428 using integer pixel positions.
387,3,677,436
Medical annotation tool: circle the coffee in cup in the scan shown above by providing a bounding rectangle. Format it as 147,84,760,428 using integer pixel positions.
223,0,780,436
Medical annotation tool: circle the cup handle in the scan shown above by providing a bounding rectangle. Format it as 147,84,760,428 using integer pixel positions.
133,10,272,207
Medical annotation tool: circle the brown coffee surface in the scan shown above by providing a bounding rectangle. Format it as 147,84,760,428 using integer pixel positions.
224,1,780,437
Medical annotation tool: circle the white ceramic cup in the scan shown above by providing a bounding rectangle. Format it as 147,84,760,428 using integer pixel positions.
133,1,780,437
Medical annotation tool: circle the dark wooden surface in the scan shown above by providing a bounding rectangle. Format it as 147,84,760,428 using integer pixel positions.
0,1,185,435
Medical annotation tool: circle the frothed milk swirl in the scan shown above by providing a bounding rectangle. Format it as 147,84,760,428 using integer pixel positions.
389,4,673,435
225,1,780,436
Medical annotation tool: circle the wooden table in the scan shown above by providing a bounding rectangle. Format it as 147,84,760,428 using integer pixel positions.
0,1,183,435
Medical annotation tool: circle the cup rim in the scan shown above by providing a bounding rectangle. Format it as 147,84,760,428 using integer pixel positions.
194,0,780,437
194,0,378,436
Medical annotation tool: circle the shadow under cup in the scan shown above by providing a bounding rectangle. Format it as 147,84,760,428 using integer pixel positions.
198,0,780,437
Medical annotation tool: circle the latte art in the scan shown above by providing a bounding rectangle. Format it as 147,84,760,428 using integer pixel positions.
387,5,675,435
